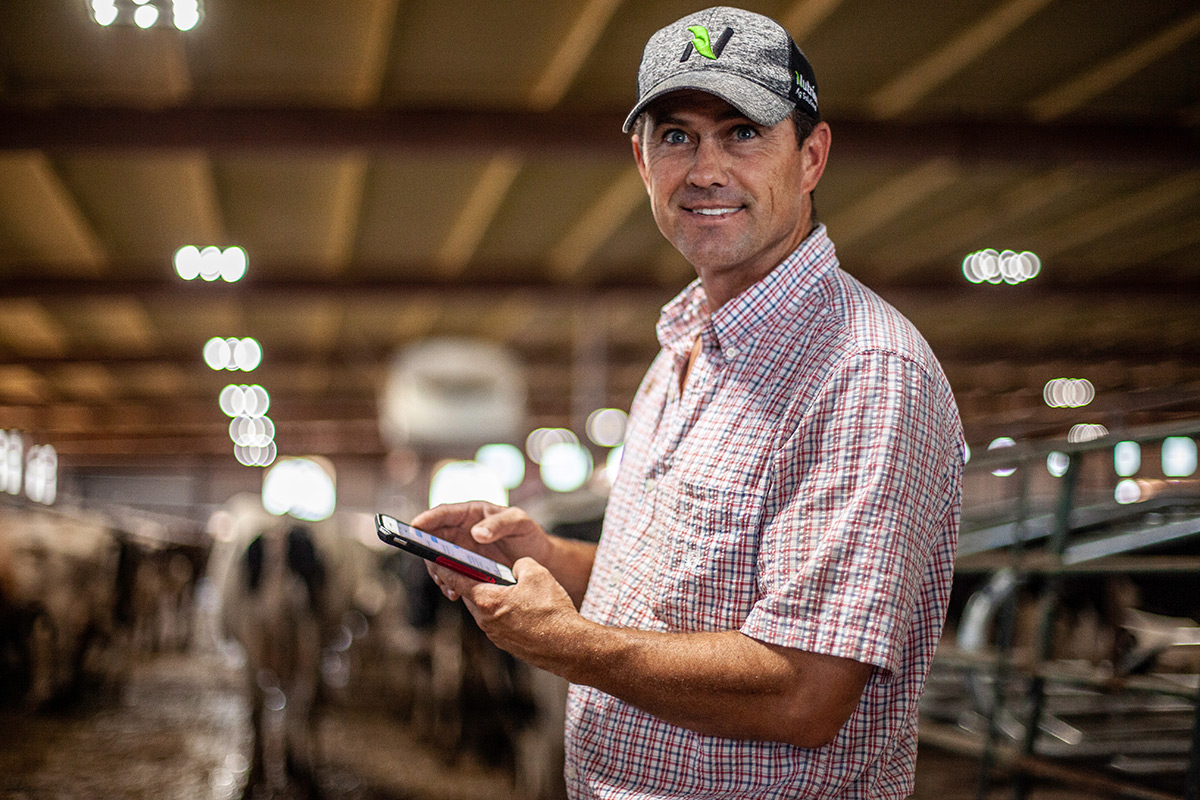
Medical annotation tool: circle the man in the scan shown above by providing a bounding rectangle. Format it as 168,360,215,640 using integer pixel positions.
413,6,964,798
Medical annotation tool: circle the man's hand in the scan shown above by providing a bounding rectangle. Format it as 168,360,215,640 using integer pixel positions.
427,556,597,674
412,502,596,605
411,502,553,569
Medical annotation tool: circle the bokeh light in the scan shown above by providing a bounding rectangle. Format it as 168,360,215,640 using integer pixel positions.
475,443,525,490
205,337,262,371
174,245,247,282
263,457,335,520
1068,423,1108,443
1043,378,1095,408
219,384,270,418
988,436,1017,477
605,444,625,483
91,1,118,25
525,427,579,464
962,249,1041,285
23,444,56,505
1114,441,1141,477
429,461,508,507
88,1,204,31
1115,479,1141,505
0,430,22,495
586,408,628,447
540,442,593,493
133,3,159,28
1162,437,1198,478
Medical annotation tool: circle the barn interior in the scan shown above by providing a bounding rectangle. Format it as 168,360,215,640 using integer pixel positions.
0,1,1198,798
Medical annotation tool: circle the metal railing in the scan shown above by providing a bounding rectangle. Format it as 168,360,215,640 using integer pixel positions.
931,419,1200,800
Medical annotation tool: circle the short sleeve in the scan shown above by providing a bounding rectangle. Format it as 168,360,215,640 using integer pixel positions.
741,350,960,673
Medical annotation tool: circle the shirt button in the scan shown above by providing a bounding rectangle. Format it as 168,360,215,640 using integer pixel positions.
724,346,740,359
644,478,657,493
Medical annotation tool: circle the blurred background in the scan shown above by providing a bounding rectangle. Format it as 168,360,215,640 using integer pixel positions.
0,1,1197,798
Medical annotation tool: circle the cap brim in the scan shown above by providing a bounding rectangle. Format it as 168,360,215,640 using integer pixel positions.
622,71,793,133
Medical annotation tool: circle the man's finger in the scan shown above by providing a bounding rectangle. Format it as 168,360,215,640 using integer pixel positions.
472,506,536,543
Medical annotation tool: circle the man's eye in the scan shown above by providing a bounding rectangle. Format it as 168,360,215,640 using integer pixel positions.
663,130,689,144
733,126,758,140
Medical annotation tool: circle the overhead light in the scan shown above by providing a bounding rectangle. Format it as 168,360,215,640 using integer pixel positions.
90,1,118,25
175,245,247,282
86,0,203,31
204,337,262,371
1043,378,1095,408
24,445,58,505
0,430,24,496
132,1,158,28
962,249,1040,284
1068,423,1108,443
219,384,270,419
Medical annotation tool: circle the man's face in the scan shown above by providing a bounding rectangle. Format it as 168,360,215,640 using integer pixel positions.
633,91,828,306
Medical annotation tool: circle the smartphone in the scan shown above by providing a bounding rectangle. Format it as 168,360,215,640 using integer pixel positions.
375,513,516,585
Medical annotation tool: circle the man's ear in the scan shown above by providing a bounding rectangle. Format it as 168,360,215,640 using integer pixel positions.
631,133,651,191
800,121,831,194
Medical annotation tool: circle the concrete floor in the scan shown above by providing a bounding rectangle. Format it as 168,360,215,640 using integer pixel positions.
0,649,1170,800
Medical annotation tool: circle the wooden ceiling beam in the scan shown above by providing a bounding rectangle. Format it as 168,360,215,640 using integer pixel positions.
2,107,1195,169
823,158,959,247
1,340,1195,377
548,167,647,278
1031,171,1200,258
435,0,625,275
0,153,107,272
780,0,845,41
1030,8,1200,122
868,0,1052,119
1,270,1195,303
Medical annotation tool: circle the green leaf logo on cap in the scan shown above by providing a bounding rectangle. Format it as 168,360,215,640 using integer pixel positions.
686,25,717,60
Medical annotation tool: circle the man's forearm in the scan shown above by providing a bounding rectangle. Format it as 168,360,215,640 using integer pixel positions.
433,537,871,749
546,621,873,749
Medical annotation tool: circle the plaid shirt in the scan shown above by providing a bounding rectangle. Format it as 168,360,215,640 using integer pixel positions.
565,225,963,799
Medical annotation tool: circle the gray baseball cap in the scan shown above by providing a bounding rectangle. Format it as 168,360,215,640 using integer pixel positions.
623,6,819,133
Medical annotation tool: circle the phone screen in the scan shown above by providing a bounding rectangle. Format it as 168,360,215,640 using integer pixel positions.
375,514,516,585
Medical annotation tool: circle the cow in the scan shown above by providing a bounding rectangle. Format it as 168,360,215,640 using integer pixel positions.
0,505,127,709
209,494,388,800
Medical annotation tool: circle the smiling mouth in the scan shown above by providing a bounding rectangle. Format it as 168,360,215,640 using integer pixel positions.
686,206,742,216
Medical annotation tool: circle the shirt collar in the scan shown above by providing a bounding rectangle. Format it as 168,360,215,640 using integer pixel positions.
656,224,839,356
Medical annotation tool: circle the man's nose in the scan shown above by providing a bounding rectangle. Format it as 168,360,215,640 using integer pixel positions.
687,137,729,187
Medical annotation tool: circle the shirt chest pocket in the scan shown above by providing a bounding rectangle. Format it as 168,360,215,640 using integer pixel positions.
649,477,765,632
